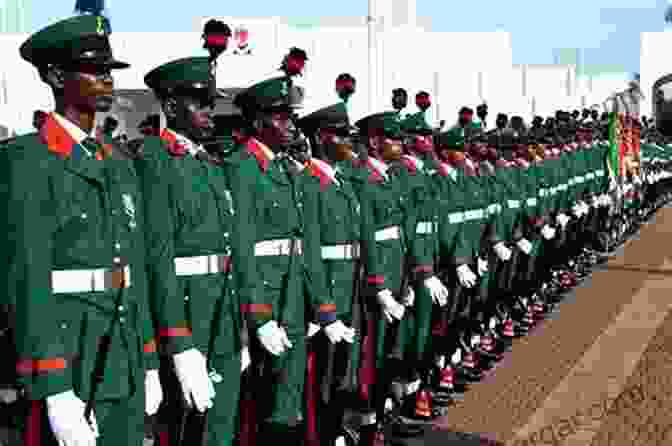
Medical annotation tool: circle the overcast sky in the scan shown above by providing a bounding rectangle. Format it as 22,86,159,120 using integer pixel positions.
27,0,671,74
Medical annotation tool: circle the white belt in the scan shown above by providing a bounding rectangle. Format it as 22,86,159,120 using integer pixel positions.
568,178,576,186
255,239,303,256
174,254,230,276
52,267,131,294
487,204,501,215
558,184,568,191
321,243,360,260
375,225,401,242
596,170,605,177
507,199,520,209
526,198,538,207
550,187,558,195
464,209,484,220
416,221,435,234
585,173,595,180
575,176,585,184
539,188,548,197
448,212,464,224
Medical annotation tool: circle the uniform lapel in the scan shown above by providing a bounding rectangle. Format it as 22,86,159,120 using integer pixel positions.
40,114,106,186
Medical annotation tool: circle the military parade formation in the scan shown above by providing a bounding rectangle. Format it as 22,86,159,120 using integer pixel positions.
2,14,672,446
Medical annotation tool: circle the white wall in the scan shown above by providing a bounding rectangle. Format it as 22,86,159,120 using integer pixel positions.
640,32,672,118
0,23,632,134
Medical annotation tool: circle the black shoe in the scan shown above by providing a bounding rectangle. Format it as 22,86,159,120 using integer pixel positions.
388,416,426,438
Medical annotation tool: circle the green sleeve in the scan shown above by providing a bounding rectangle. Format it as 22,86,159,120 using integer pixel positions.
7,144,72,400
135,137,194,356
224,155,261,336
406,171,436,279
360,181,386,290
301,175,336,325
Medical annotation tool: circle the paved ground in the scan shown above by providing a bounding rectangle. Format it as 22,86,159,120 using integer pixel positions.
3,209,671,446
425,207,672,446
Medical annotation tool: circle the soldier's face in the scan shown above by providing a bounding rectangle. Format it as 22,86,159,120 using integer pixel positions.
64,64,115,113
259,111,295,146
392,93,408,110
319,128,354,161
173,95,215,141
407,135,434,153
371,135,402,161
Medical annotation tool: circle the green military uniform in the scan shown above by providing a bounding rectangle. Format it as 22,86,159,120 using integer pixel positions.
136,58,259,446
5,15,155,446
432,132,474,358
352,112,412,430
489,154,525,313
399,112,444,382
231,77,319,440
517,150,550,295
297,102,366,445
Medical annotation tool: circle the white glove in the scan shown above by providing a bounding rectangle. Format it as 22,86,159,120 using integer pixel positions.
173,348,216,413
324,320,356,344
456,264,477,288
145,369,163,416
556,213,570,228
477,257,488,276
241,346,251,373
634,176,642,185
516,238,533,254
402,286,415,307
307,322,321,338
257,320,292,356
424,276,448,307
493,242,512,261
47,390,99,446
541,224,556,240
591,196,601,208
572,203,582,217
450,348,462,365
377,289,405,322
582,201,591,215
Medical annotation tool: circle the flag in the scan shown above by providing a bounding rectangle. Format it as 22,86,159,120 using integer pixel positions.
608,112,621,178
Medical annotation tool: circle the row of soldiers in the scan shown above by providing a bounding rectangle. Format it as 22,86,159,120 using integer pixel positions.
1,14,672,446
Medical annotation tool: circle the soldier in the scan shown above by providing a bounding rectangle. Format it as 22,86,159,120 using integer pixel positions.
139,114,161,137
486,113,510,147
392,88,409,120
232,75,317,444
353,111,419,442
296,101,362,446
5,15,159,446
398,93,451,420
137,56,259,446
33,110,47,131
476,103,488,130
431,128,479,403
101,115,118,140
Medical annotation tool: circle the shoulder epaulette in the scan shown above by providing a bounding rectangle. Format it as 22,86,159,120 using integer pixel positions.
245,138,274,173
305,157,337,190
400,154,420,175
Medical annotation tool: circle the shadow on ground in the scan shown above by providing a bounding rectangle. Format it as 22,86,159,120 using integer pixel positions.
393,427,504,445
